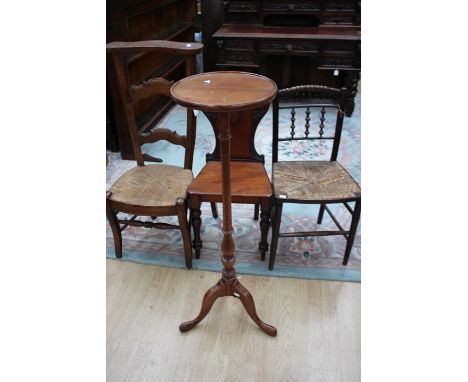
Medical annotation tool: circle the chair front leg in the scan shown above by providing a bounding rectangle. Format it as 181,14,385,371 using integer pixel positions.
343,199,361,265
268,200,283,270
176,197,193,269
190,197,203,259
106,192,122,258
258,198,271,261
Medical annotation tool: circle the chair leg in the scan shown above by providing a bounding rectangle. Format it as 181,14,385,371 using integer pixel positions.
253,203,260,220
258,199,271,261
268,201,283,271
176,197,193,269
106,192,122,258
210,202,219,219
343,199,361,265
190,198,203,259
317,203,326,224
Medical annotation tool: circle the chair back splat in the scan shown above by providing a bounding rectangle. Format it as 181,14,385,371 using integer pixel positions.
272,85,348,163
204,105,269,163
106,40,203,169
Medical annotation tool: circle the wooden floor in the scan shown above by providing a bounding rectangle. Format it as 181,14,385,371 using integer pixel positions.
107,260,360,382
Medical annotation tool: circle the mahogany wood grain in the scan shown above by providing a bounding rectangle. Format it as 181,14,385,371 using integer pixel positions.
188,162,272,199
171,71,277,112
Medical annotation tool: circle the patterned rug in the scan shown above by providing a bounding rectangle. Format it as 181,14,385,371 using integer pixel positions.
107,95,361,282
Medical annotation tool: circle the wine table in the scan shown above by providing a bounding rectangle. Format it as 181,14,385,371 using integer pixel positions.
171,71,278,336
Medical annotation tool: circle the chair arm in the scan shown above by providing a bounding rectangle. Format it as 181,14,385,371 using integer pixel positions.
106,40,203,55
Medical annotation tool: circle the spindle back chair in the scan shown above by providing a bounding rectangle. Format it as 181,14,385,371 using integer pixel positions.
269,85,361,269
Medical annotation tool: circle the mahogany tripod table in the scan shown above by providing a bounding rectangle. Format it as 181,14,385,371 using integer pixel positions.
171,71,278,336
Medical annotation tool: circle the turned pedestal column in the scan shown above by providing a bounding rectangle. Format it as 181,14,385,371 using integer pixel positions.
171,71,277,336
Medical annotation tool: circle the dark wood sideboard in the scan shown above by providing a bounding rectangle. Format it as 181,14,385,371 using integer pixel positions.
201,0,360,115
107,0,198,158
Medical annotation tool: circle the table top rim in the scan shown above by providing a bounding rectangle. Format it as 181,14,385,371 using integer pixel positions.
170,71,278,112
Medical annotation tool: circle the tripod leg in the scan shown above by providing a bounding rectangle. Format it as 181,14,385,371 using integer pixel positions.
179,280,226,333
234,281,277,337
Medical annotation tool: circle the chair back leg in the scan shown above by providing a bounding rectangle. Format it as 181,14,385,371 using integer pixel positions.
210,202,219,219
317,203,326,224
258,198,272,261
253,203,260,220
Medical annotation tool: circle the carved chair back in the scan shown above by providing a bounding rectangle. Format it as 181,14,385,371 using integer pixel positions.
107,41,203,169
204,105,269,163
272,85,347,164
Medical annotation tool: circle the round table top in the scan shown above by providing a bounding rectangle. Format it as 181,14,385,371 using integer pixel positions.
170,71,277,112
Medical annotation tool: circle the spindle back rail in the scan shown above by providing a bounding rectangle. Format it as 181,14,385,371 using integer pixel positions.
273,85,347,164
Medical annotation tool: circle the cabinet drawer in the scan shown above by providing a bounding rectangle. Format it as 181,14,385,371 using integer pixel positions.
226,1,258,13
322,14,355,24
223,39,255,51
321,41,357,53
263,1,320,13
320,55,355,68
259,41,319,53
217,52,257,65
325,1,356,11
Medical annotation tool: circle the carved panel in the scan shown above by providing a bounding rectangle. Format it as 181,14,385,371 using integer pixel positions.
262,2,320,12
325,1,355,11
322,41,355,53
321,57,354,67
224,39,255,51
227,1,258,12
219,52,256,65
322,15,354,24
224,12,258,23
259,41,319,53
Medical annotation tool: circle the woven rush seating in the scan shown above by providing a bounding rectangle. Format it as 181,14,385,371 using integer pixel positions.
110,165,193,207
273,161,360,202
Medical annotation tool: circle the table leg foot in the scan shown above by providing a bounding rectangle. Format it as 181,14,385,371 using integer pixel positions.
179,280,225,333
234,281,277,337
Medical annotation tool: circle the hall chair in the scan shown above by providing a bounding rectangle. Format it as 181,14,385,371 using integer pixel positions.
188,104,273,261
269,85,361,270
106,41,203,268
